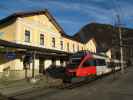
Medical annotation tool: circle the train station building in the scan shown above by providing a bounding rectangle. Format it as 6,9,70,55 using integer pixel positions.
0,9,99,80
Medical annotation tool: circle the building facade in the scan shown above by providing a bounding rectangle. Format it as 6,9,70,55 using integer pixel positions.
0,10,97,80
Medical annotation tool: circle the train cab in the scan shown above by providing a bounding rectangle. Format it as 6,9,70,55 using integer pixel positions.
65,51,97,78
65,51,110,77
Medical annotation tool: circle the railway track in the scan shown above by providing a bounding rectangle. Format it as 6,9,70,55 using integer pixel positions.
49,76,99,89
50,70,118,89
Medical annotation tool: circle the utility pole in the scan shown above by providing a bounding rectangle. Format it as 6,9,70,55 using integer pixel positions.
116,14,124,74
112,0,125,74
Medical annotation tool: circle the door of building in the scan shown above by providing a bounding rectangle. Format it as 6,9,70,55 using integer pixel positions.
39,59,45,74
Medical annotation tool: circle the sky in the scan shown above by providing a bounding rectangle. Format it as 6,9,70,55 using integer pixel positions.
0,0,133,36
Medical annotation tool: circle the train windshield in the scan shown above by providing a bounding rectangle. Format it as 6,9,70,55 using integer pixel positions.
68,52,85,68
68,58,81,68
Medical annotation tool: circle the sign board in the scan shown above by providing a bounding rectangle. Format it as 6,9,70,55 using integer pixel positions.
6,52,16,59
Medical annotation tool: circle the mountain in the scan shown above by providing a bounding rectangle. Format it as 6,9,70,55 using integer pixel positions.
73,22,133,52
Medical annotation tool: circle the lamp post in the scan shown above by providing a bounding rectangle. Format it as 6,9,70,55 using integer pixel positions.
32,50,36,78
30,50,37,83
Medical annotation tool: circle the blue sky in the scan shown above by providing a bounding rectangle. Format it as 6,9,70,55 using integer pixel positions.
0,0,133,36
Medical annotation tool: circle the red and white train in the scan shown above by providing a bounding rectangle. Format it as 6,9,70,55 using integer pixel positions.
65,51,126,83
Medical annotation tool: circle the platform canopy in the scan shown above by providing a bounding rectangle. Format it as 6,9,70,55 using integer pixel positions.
0,39,70,59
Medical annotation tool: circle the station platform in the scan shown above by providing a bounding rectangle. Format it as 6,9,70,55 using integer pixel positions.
0,75,62,96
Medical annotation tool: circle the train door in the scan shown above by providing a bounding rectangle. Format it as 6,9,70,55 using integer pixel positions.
76,59,96,77
96,59,106,76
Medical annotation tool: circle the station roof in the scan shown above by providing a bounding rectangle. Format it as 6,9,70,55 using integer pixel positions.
0,9,77,42
0,9,63,34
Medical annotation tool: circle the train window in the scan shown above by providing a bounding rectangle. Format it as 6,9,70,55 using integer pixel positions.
96,59,106,66
82,60,96,67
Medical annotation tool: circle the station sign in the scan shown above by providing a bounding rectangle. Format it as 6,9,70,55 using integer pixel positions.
6,52,16,59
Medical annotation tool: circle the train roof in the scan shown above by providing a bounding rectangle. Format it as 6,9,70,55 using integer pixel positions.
72,51,108,58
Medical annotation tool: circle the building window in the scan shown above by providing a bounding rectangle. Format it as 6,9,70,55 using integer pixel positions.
73,44,75,52
52,37,55,48
67,42,69,52
60,40,63,50
25,30,30,42
40,34,44,45
77,45,79,51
